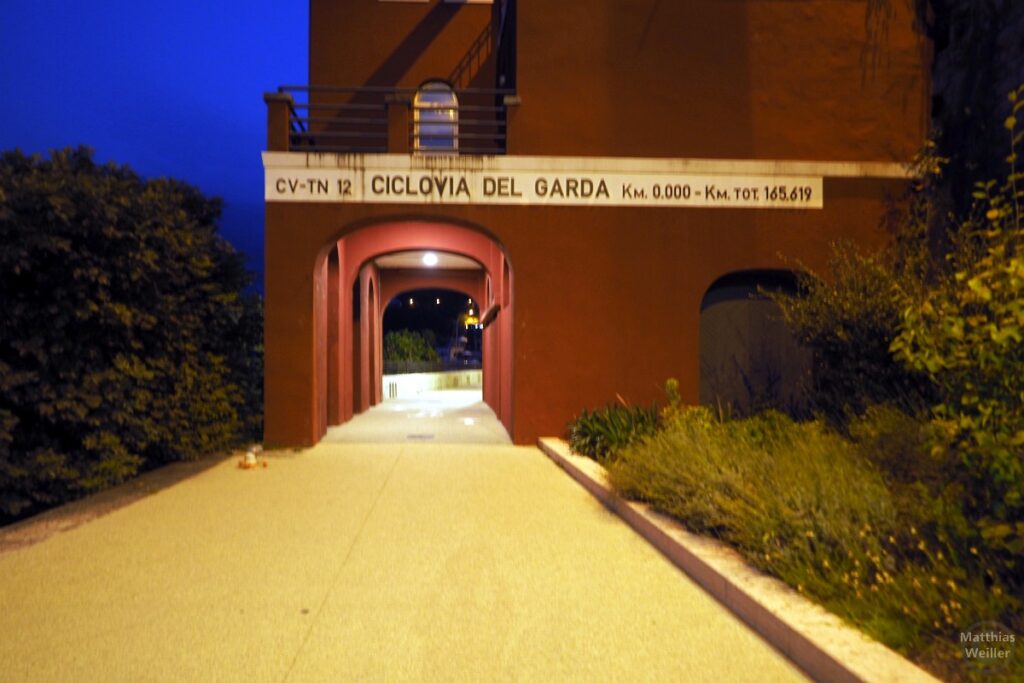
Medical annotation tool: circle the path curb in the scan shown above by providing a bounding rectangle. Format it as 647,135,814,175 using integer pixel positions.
537,437,940,683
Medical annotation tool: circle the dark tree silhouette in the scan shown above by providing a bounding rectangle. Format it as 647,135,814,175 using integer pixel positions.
0,148,262,522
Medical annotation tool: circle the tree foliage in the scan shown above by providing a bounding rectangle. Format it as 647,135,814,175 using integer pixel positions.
899,0,1024,212
892,90,1024,566
774,85,1024,593
383,330,439,363
767,240,935,423
0,148,262,521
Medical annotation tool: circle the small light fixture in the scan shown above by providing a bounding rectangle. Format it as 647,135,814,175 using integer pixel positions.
435,298,441,305
468,308,475,316
422,252,439,267
408,297,414,306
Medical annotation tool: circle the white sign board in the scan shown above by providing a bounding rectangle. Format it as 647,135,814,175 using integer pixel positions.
264,155,826,209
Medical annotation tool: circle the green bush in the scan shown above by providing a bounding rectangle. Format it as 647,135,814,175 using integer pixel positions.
383,329,440,363
767,240,934,423
847,405,955,488
0,148,262,522
891,93,1024,579
846,405,977,571
567,400,659,463
607,407,1019,673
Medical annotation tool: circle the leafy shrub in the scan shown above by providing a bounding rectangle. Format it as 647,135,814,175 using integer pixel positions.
608,407,1018,672
227,293,264,440
891,93,1024,581
567,399,659,463
767,240,934,423
383,329,440,363
767,103,1024,564
0,148,262,522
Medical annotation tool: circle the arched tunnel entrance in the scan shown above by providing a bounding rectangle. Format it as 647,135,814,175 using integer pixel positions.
380,283,482,380
314,220,513,445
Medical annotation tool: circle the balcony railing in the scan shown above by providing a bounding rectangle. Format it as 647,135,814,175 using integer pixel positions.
273,85,517,155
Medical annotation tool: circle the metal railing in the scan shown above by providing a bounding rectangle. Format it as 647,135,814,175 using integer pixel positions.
383,358,482,375
277,85,515,155
448,20,493,89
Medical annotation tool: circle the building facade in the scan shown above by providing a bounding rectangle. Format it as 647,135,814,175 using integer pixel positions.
263,0,929,447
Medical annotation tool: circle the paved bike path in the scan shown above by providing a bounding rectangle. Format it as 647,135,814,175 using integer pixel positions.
0,444,805,682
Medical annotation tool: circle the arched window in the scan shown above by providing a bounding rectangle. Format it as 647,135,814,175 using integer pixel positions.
414,82,458,153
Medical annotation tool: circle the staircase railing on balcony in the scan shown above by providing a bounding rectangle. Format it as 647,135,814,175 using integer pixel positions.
276,85,515,155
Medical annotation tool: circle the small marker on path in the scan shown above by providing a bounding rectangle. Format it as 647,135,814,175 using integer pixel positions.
238,444,267,469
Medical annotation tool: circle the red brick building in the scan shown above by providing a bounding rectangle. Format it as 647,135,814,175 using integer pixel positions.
263,0,929,447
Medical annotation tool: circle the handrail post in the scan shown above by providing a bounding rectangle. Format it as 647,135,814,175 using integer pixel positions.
503,94,521,155
264,92,294,152
386,92,412,154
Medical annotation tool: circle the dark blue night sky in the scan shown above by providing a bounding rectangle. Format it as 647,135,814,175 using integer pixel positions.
0,2,308,288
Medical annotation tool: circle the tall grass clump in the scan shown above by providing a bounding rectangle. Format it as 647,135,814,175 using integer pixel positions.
567,399,659,464
607,407,1016,672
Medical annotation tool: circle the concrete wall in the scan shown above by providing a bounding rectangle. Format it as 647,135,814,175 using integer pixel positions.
384,370,483,400
265,177,905,446
310,0,497,90
308,0,927,160
514,1,927,159
264,0,930,446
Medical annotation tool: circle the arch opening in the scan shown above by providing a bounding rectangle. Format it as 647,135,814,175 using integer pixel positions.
699,270,811,418
382,286,482,374
312,220,513,445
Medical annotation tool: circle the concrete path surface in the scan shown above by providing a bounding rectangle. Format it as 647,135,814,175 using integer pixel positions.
0,443,805,682
322,389,511,445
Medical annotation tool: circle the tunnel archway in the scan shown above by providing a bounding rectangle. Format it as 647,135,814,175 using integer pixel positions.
380,285,484,402
313,219,514,444
382,285,480,364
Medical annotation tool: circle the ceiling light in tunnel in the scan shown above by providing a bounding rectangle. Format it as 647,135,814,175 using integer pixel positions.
422,252,439,267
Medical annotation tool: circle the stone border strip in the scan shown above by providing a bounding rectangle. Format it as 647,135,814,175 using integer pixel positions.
0,453,232,555
537,437,940,683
